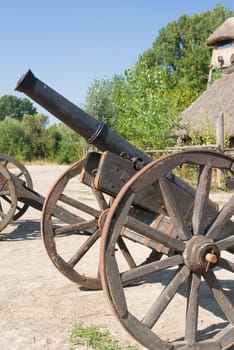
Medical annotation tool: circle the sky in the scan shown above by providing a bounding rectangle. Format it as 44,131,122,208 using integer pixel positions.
1,0,234,125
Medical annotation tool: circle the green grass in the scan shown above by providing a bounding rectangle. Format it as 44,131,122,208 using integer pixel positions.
70,322,138,350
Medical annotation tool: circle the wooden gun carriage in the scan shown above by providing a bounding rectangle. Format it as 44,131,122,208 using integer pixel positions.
11,70,234,349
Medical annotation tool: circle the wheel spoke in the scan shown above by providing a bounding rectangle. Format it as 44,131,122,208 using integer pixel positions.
213,324,234,348
0,191,11,198
159,177,191,240
206,195,234,240
121,254,183,285
203,270,234,323
59,193,100,218
218,257,234,273
0,195,13,204
68,229,100,268
16,203,24,212
117,236,137,269
185,272,201,344
142,265,190,328
173,339,221,349
126,215,185,252
192,166,212,235
92,188,109,210
54,219,98,235
216,236,234,251
16,170,24,179
51,205,88,225
2,159,8,167
0,183,7,192
0,201,5,219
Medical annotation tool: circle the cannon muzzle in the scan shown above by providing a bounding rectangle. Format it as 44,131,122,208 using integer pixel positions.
16,70,151,163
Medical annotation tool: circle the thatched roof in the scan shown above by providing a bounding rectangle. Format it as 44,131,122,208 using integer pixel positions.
206,17,234,46
180,68,234,137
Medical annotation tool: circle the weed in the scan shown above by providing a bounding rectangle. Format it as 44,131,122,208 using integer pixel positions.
70,322,138,350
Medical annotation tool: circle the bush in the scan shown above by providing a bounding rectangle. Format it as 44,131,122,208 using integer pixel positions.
0,118,32,160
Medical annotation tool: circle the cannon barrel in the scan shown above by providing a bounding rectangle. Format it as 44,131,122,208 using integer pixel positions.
16,70,151,164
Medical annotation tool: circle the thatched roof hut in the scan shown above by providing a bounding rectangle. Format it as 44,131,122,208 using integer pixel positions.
180,67,234,138
180,17,234,140
206,17,234,46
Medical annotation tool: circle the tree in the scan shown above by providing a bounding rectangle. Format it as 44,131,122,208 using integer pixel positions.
139,4,234,94
22,114,49,159
110,4,234,151
112,60,179,149
46,124,63,160
0,118,32,160
83,76,118,129
53,124,84,164
0,95,37,121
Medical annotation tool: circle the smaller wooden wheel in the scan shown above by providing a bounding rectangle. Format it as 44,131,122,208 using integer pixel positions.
41,157,163,290
100,151,234,350
41,158,110,290
0,154,33,220
0,163,17,232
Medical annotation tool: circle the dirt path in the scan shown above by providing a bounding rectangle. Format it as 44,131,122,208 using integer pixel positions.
0,164,141,350
0,164,233,350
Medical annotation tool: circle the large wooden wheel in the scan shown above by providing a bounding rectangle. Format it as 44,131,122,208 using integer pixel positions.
41,157,162,290
0,153,33,220
100,151,234,350
0,163,17,232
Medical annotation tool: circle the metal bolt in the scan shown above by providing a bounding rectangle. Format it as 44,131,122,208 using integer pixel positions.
205,250,218,272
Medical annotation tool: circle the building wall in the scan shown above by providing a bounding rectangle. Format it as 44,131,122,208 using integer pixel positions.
211,43,234,68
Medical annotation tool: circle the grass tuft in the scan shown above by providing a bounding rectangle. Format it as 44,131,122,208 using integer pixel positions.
70,322,138,350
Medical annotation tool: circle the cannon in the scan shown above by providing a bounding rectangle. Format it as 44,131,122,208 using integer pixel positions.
15,70,215,289
16,70,233,349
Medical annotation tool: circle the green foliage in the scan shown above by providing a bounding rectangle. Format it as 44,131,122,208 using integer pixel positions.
0,113,84,164
52,124,84,164
210,68,223,83
108,4,234,150
83,76,118,129
0,118,32,160
46,124,62,159
22,114,49,159
0,95,37,121
140,4,234,95
112,60,179,149
70,322,138,350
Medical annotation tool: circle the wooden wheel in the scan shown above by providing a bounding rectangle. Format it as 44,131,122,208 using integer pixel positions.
41,159,102,289
100,151,234,350
0,163,17,232
0,153,33,220
41,157,162,290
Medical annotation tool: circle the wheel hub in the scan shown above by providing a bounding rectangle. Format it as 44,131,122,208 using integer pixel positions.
183,235,220,272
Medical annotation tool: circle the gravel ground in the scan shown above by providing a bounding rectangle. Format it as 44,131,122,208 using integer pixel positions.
0,164,233,350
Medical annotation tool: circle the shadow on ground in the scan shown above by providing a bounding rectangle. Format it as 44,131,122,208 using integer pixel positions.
0,219,41,241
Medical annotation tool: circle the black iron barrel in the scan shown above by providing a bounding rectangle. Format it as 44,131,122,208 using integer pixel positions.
16,70,151,164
